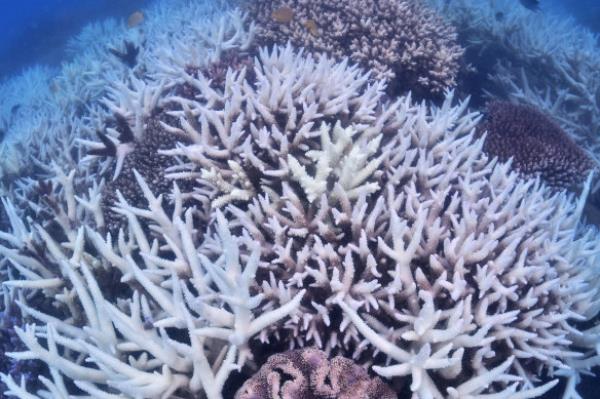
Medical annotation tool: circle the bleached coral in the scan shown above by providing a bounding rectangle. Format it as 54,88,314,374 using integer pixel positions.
1,3,600,399
159,44,394,208
0,0,255,185
156,45,600,397
427,0,600,152
0,66,61,180
0,170,303,398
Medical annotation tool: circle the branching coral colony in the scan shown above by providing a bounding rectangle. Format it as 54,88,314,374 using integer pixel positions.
427,0,600,155
246,0,464,98
0,1,599,399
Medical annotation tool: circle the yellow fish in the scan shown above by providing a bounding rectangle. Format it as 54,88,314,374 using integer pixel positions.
127,11,144,28
304,19,318,36
271,6,294,24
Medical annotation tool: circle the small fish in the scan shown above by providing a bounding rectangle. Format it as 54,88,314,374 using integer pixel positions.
304,19,319,36
127,10,144,28
519,0,540,11
495,11,505,21
271,6,294,24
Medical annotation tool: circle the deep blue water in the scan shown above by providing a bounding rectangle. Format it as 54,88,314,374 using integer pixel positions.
0,0,149,78
547,0,600,33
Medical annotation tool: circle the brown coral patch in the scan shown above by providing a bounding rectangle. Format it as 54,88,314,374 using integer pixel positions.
477,101,597,191
101,114,195,237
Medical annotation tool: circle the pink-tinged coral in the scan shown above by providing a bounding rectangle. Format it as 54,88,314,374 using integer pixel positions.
235,348,395,399
478,101,597,190
246,0,464,97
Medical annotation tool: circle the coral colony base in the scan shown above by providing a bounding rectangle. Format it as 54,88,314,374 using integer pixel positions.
0,1,599,399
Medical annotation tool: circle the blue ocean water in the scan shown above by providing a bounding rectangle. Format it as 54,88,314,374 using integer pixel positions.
547,0,600,33
0,0,600,398
0,0,148,77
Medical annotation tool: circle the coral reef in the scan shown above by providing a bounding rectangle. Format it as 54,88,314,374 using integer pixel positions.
85,111,195,235
1,42,599,399
0,1,599,399
235,348,396,399
246,0,464,97
0,288,45,396
478,101,597,191
161,45,600,398
427,0,600,154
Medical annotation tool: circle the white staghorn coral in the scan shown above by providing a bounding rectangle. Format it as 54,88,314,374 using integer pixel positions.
287,122,383,203
0,171,303,398
1,3,600,399
0,0,255,185
160,44,396,209
151,44,600,397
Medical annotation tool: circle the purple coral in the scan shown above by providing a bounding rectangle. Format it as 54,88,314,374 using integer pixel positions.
246,0,464,97
478,101,597,190
235,348,396,399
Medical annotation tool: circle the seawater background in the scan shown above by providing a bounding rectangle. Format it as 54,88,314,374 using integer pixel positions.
0,0,148,78
0,0,598,79
0,0,599,397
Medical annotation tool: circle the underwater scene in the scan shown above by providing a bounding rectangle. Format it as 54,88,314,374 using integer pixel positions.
2,0,600,398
